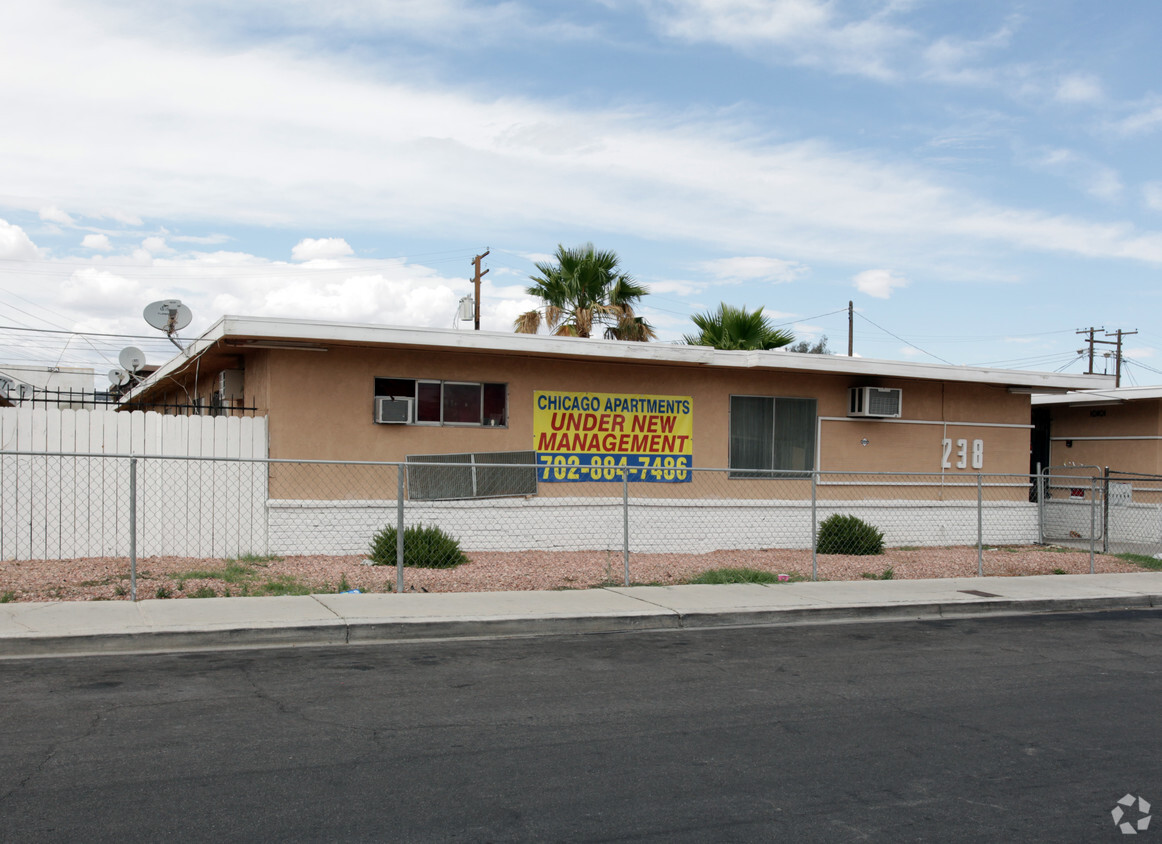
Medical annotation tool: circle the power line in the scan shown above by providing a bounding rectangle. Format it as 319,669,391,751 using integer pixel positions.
0,323,193,343
853,313,954,365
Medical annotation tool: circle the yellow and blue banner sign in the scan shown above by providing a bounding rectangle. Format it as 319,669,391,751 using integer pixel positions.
534,391,693,482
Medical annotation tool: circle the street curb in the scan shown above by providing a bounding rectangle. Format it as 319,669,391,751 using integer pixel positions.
671,594,1158,629
1,593,1158,659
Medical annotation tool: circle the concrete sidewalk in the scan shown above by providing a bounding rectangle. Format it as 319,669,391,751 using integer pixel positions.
2,572,1161,658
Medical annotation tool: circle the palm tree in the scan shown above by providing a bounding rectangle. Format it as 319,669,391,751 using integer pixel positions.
513,244,656,341
682,303,794,351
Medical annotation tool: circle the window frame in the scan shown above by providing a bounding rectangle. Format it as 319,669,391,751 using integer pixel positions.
728,393,817,479
374,377,508,428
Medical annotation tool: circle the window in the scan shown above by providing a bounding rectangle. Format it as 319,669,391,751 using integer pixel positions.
407,451,537,500
729,395,816,478
374,378,507,427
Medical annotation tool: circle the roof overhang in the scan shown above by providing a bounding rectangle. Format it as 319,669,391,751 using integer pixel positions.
124,315,1117,402
1032,386,1162,407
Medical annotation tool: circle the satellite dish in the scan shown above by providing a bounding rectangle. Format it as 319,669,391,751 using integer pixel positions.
108,369,129,387
143,299,193,332
144,299,193,350
119,346,146,372
0,376,12,397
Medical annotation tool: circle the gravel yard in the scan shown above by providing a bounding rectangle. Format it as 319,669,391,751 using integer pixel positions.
0,545,1150,602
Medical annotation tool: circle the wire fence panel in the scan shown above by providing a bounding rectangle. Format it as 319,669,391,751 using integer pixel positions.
267,461,401,556
817,472,1040,548
1103,470,1162,556
2,454,1155,593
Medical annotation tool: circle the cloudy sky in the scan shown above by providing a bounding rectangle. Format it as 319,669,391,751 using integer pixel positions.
2,0,1161,386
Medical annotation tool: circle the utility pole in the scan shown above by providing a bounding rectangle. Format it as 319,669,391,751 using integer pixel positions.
847,301,854,357
1080,327,1137,387
1076,326,1103,374
471,250,490,331
1106,328,1137,387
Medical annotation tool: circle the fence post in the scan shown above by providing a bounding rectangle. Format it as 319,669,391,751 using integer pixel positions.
622,468,630,587
1089,476,1097,575
396,466,405,593
810,470,818,582
1036,464,1045,545
977,473,983,577
1102,466,1110,555
129,457,137,602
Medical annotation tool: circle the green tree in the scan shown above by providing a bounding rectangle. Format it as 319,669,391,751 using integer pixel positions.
513,243,656,341
682,303,794,351
787,334,831,354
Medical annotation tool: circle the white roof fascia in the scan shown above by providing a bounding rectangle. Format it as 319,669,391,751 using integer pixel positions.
1032,386,1162,406
126,315,1114,399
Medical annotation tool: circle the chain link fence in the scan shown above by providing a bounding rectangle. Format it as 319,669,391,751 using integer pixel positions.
3,452,1159,598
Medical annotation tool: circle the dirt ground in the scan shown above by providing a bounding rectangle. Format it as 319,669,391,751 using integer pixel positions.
0,544,1150,602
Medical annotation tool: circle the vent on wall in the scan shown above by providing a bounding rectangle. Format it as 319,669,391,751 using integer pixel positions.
848,386,902,418
219,369,244,400
375,397,413,424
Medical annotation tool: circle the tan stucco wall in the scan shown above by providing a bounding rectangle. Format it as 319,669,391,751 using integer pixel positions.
1047,399,1162,473
253,345,1031,477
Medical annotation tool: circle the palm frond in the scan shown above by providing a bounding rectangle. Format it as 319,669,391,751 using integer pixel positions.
513,310,542,334
684,303,794,350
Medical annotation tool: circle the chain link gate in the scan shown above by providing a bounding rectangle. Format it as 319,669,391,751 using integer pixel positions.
1102,469,1162,556
1041,465,1103,547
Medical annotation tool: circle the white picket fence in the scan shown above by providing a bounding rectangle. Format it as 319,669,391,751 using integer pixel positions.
0,407,268,560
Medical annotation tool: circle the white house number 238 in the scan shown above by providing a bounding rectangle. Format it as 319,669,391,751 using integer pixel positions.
941,438,983,470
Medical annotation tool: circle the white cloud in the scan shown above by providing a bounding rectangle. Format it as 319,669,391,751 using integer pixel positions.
5,247,493,358
647,279,705,297
292,237,355,261
1027,148,1123,202
141,236,173,254
170,233,232,245
39,206,75,225
1115,98,1162,135
1055,74,1103,104
921,19,1018,86
60,267,142,304
646,0,911,80
697,256,808,284
82,233,113,251
0,219,39,259
1144,183,1162,212
1,0,1161,294
853,268,907,299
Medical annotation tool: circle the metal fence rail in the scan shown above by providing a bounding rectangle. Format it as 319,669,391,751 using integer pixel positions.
3,452,1157,598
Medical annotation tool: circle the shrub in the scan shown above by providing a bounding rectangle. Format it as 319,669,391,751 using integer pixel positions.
816,514,884,556
369,523,469,569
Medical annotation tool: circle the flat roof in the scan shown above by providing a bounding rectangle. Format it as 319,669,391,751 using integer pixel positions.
1032,385,1162,406
126,314,1114,401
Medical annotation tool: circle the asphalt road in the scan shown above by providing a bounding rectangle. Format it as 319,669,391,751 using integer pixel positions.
2,611,1161,842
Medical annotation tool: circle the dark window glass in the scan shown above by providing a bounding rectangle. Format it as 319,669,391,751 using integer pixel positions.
443,382,481,424
374,378,415,398
482,383,506,426
417,381,441,422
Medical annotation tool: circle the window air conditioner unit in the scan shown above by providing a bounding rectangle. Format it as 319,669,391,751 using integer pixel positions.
848,387,902,418
375,397,413,424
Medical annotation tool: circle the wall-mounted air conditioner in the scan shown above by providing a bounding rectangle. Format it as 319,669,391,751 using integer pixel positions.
375,397,413,424
848,386,902,418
